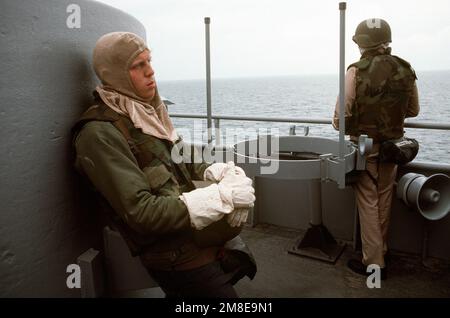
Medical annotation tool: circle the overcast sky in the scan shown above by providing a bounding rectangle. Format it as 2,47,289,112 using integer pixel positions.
97,0,450,81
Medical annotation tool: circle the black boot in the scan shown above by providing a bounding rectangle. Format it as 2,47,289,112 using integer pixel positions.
347,259,367,276
347,259,387,280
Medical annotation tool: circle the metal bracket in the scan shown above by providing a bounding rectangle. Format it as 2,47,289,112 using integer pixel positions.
356,134,373,170
320,155,347,189
289,125,309,136
319,153,334,182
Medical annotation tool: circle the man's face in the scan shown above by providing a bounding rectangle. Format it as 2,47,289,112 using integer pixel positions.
129,49,156,100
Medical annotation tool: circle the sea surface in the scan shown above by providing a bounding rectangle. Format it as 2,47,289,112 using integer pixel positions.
159,71,450,163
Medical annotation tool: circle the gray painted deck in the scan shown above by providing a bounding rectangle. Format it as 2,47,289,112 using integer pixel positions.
234,224,450,298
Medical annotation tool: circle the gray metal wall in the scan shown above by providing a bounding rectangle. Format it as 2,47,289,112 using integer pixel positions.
254,177,356,241
0,0,146,297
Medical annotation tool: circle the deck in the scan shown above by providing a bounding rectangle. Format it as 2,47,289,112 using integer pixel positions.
234,224,450,298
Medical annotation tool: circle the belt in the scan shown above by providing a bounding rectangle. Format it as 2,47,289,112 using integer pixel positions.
141,245,220,272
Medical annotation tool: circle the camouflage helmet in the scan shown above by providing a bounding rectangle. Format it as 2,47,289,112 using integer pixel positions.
352,18,392,48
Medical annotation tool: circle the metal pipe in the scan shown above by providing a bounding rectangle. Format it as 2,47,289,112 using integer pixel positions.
205,17,213,144
405,121,450,130
309,179,323,225
169,113,450,131
338,2,346,160
403,161,450,173
214,118,221,146
171,114,333,124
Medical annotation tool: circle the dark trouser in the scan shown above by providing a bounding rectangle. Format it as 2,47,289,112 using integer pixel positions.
148,261,238,298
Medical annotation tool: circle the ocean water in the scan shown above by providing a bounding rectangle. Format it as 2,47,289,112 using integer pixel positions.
158,71,450,163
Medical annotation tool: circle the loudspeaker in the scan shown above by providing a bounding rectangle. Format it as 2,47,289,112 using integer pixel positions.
397,173,450,220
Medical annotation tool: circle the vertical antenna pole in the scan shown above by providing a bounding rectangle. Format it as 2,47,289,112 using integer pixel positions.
205,17,213,144
339,3,346,160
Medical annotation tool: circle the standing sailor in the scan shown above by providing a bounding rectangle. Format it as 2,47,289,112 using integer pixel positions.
333,18,420,279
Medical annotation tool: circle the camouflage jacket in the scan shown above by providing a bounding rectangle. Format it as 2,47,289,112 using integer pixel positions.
73,101,215,258
72,100,257,278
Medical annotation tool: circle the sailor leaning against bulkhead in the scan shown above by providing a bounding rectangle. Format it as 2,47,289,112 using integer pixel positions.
72,32,257,298
333,18,420,280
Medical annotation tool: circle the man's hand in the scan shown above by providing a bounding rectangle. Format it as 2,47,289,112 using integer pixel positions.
219,166,255,209
204,162,228,182
204,161,246,183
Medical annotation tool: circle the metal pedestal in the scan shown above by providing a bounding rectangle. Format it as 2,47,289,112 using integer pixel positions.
288,179,345,263
288,223,345,264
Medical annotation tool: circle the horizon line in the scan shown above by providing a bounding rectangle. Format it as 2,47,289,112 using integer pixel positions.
158,68,450,82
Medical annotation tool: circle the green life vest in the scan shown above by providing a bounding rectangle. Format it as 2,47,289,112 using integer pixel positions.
346,50,417,141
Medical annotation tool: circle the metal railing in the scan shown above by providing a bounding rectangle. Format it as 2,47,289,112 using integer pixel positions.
169,113,450,130
169,15,450,148
169,112,450,145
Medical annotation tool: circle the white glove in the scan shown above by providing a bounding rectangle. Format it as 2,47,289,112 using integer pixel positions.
204,161,246,182
227,208,249,227
179,183,234,230
182,162,254,230
220,165,255,209
203,162,227,182
229,163,246,178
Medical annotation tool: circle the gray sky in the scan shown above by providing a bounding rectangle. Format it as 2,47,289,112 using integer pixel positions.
98,0,450,81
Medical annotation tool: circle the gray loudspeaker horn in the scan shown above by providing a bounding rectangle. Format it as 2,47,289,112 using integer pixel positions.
397,173,450,221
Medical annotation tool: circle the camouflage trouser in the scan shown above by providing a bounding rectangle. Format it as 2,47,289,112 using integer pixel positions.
353,144,397,268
